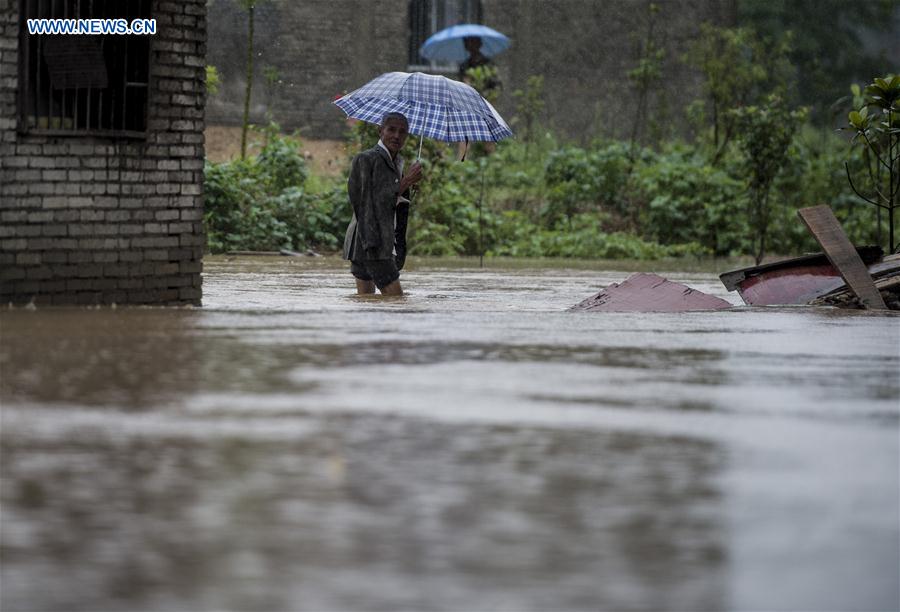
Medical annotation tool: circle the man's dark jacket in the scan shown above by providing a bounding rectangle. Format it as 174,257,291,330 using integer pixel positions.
342,145,410,266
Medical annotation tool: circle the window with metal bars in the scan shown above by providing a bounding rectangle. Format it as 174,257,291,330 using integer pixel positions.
17,0,152,137
408,0,482,71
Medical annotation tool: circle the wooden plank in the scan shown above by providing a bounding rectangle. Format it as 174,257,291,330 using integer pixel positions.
798,205,887,310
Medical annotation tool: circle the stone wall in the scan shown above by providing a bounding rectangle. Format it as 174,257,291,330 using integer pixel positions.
206,0,407,141
0,0,207,306
482,0,738,142
205,0,733,141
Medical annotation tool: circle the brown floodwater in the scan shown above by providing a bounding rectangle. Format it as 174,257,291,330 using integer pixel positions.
1,255,898,611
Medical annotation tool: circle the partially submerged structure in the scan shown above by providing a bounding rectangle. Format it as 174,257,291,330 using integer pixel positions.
720,205,900,311
570,273,731,313
0,0,207,306
572,206,900,314
719,247,885,306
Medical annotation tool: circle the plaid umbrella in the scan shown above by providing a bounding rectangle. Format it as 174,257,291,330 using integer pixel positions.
334,71,512,146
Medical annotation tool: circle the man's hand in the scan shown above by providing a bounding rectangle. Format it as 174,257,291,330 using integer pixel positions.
399,162,423,194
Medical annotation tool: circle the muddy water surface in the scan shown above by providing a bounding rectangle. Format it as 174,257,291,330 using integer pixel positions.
1,256,898,611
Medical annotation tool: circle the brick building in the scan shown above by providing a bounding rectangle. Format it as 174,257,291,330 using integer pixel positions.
0,0,207,306
206,0,735,141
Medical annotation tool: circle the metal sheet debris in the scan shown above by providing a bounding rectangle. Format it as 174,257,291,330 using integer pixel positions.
570,273,732,312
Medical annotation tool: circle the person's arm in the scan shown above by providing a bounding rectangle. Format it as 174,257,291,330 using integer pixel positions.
347,153,381,254
399,161,423,195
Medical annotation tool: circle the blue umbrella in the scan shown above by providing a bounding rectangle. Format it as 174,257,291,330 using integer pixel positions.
420,24,510,63
334,71,512,157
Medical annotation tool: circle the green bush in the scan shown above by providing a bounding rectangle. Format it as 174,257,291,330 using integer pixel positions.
760,127,881,254
204,124,346,253
634,147,746,255
543,142,634,225
206,98,887,261
491,212,705,259
408,157,501,256
257,131,308,193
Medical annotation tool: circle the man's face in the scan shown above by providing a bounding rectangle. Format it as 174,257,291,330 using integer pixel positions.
379,119,409,156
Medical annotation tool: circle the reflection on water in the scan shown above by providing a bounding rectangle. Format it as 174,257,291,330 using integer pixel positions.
1,256,898,611
1,420,726,611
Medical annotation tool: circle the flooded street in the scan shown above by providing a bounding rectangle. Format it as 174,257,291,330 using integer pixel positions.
2,256,898,611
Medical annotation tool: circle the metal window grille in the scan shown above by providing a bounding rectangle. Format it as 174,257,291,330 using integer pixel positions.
408,0,482,71
17,0,152,138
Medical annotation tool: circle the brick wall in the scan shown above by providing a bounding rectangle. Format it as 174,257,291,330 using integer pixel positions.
205,0,731,141
0,0,207,306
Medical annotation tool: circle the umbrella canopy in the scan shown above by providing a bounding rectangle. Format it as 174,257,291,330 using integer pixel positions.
420,24,510,63
334,71,512,143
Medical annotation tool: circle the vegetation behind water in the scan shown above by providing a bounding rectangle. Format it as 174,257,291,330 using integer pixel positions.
203,16,898,262
203,119,886,261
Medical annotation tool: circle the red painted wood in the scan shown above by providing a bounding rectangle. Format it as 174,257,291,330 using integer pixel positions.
737,264,845,305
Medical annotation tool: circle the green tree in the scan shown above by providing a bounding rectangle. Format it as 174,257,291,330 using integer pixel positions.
262,65,281,124
731,95,808,264
845,75,900,252
512,75,545,156
738,0,899,119
683,24,793,164
238,0,261,160
627,2,665,154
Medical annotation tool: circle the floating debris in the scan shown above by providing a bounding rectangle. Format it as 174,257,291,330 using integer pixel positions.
798,205,888,310
809,257,900,310
719,205,899,311
570,273,732,312
718,247,883,306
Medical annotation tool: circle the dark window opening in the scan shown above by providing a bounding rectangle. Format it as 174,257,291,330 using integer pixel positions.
18,0,152,137
408,0,482,71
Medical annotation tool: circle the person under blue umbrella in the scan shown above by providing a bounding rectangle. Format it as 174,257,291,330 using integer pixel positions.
458,36,501,97
420,23,510,66
420,24,509,97
458,36,490,79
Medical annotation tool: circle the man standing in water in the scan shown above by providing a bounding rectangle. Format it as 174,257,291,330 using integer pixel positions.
342,112,423,295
